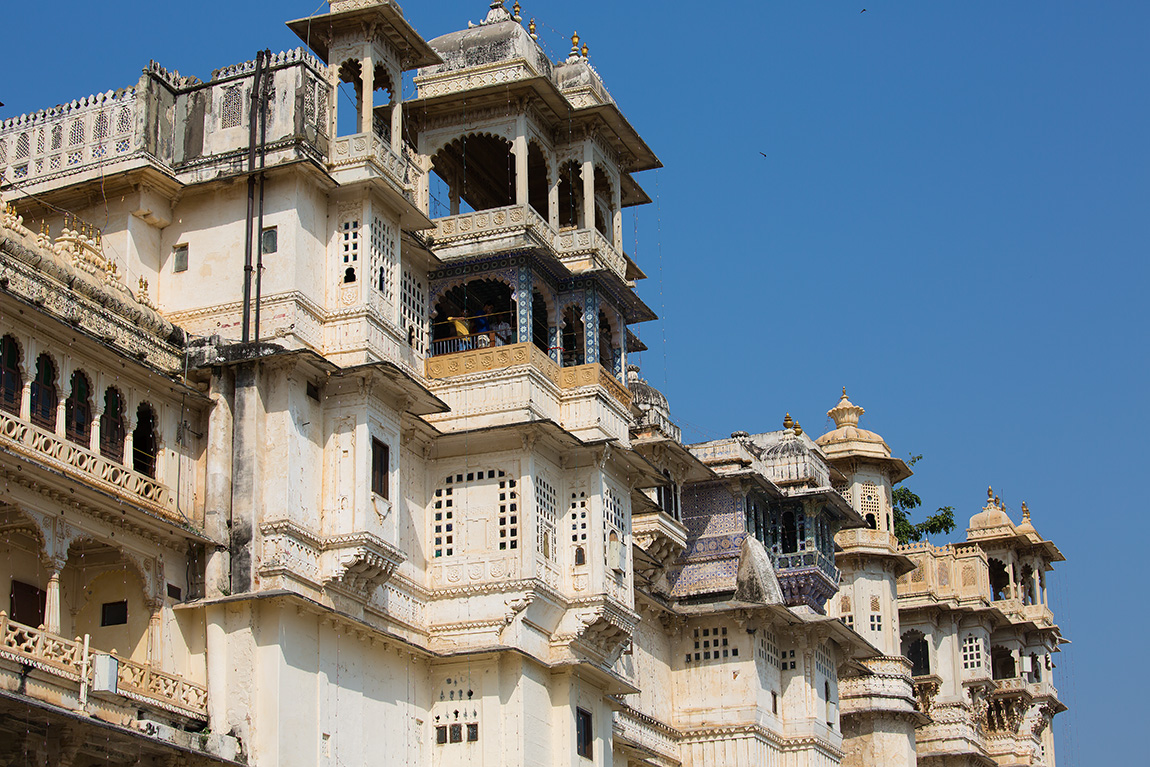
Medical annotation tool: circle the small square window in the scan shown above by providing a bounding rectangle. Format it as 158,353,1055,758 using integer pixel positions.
466,723,478,742
173,244,188,273
101,600,128,626
435,725,447,745
261,226,277,255
449,724,462,743
166,583,182,601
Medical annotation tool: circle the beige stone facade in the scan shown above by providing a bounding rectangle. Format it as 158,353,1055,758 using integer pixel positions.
0,2,1065,765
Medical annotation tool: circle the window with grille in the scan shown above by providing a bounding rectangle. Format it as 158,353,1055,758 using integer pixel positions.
401,269,427,354
537,476,557,560
498,476,518,551
370,216,396,302
870,614,882,632
962,634,985,671
843,614,854,629
116,107,132,135
341,219,360,282
862,482,881,530
221,85,243,128
372,439,389,499
94,112,109,141
569,490,588,564
686,625,738,664
0,138,7,165
15,133,29,160
68,119,84,146
432,481,455,558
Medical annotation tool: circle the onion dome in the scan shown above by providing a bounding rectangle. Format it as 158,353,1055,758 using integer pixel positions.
816,388,911,482
627,365,679,441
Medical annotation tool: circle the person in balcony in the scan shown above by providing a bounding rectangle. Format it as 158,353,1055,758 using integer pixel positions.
473,304,495,347
448,311,472,352
493,310,513,346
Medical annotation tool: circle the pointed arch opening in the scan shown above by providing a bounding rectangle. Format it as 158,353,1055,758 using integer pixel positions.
902,630,931,676
99,387,126,463
561,305,585,367
65,370,92,445
431,279,514,356
527,141,549,220
0,334,23,416
557,161,583,228
29,353,58,430
132,402,158,478
430,134,515,216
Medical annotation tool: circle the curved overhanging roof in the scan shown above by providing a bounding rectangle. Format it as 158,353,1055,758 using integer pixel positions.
287,1,442,69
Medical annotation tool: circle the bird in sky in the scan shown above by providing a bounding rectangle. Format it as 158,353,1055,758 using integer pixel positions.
759,152,767,158
861,8,867,12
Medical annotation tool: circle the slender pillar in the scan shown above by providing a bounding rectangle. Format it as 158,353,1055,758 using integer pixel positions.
548,168,559,228
450,187,460,216
54,397,66,438
360,53,375,135
583,289,600,365
44,566,62,633
515,266,532,345
514,115,529,207
204,368,234,598
19,380,31,421
581,140,595,230
146,604,163,665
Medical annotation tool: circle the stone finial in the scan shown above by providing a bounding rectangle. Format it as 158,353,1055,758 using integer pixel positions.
827,389,864,428
783,413,794,430
1021,501,1030,522
483,1,512,24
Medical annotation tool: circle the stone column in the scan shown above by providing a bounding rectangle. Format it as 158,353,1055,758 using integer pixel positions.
44,560,63,634
390,65,403,154
19,379,31,421
450,187,460,216
514,115,528,207
360,52,375,135
612,175,622,247
54,396,66,438
548,165,559,228
581,140,595,231
146,602,163,665
204,368,234,598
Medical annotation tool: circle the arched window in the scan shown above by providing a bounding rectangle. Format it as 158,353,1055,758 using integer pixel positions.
29,354,57,430
561,306,585,367
574,546,586,566
0,335,22,416
865,513,877,530
99,388,125,463
132,402,157,477
901,630,931,676
988,558,1009,601
781,511,798,554
65,370,92,445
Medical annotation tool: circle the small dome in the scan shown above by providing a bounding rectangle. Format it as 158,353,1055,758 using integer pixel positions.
627,365,669,411
1015,502,1038,536
422,11,550,80
765,429,809,459
969,486,1016,530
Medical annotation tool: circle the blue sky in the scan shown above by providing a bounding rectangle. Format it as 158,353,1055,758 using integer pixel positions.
3,1,1144,762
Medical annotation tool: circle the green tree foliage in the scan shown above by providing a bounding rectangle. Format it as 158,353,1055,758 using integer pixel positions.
892,454,955,544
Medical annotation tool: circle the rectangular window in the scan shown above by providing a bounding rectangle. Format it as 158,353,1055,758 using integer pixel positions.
101,600,128,626
173,244,188,273
449,724,462,743
870,614,882,632
575,708,593,759
466,723,478,742
371,438,389,499
498,477,518,551
771,691,779,714
261,226,278,255
435,726,447,745
166,583,182,601
9,580,45,627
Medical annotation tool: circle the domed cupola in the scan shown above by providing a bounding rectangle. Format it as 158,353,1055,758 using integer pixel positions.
967,486,1017,538
420,2,552,83
627,365,679,441
816,389,911,482
762,414,828,489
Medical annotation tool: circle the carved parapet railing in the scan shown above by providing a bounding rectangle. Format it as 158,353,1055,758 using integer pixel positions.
613,703,681,766
328,131,414,200
0,88,141,185
553,226,628,282
0,409,183,526
431,204,552,249
559,362,632,409
836,527,900,552
840,655,921,720
0,612,208,720
425,342,631,409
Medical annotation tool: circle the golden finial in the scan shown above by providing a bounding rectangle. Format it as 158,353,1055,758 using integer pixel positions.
1021,502,1030,521
842,386,848,397
794,422,803,436
138,276,148,292
529,18,536,37
95,229,101,246
571,31,580,56
994,495,1001,508
987,485,993,501
513,0,521,20
581,42,588,57
40,220,47,236
783,413,794,430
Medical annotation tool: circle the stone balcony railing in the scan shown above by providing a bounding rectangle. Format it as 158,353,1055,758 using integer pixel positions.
613,702,680,765
424,341,632,409
836,526,900,552
0,89,141,186
0,408,188,527
328,131,416,202
0,612,208,720
428,205,632,284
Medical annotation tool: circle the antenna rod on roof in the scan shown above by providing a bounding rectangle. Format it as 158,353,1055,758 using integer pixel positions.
241,49,269,343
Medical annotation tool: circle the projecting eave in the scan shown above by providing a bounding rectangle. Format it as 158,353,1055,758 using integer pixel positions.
287,4,442,69
581,268,657,324
570,103,662,173
788,486,866,528
630,434,716,484
405,76,573,129
329,361,449,417
400,229,445,272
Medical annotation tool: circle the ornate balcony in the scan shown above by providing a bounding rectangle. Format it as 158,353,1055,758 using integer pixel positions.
0,612,207,720
613,702,680,766
328,131,418,204
0,408,187,527
429,204,554,260
553,226,629,283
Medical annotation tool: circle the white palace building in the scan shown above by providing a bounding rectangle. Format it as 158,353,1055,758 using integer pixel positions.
0,2,1066,765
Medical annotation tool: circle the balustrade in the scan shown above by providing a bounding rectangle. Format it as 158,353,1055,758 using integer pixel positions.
0,91,139,184
0,612,207,719
0,407,181,524
328,131,415,200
